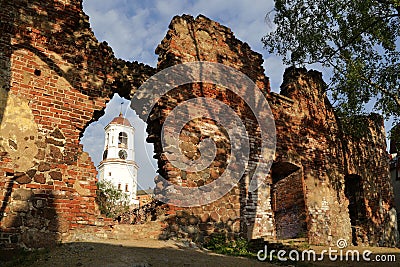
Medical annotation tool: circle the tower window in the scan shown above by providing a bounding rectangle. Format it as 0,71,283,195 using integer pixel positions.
108,172,111,176
118,132,128,148
125,184,129,192
118,183,121,190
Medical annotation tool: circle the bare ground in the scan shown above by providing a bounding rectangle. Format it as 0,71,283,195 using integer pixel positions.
1,239,278,267
1,238,399,267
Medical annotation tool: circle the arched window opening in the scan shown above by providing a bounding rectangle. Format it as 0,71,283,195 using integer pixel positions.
118,132,128,148
80,93,157,196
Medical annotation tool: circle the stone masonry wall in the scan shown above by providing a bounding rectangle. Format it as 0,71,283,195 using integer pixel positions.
268,68,397,246
142,14,275,241
140,15,397,246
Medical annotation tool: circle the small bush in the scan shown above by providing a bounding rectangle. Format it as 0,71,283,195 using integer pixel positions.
96,180,130,218
204,233,254,257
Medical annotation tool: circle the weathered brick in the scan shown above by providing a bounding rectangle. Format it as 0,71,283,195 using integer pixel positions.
33,173,46,184
38,162,51,172
15,174,32,184
12,189,33,201
45,138,64,147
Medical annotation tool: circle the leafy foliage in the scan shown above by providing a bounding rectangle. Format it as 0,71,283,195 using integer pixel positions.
204,233,254,257
96,180,130,218
263,0,400,120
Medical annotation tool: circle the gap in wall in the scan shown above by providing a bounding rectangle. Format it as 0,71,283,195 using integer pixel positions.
80,93,157,190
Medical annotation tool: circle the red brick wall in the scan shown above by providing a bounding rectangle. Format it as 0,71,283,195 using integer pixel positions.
0,0,154,248
271,163,306,239
270,68,353,245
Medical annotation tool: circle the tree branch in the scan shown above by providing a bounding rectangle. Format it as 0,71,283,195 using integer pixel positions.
359,75,400,110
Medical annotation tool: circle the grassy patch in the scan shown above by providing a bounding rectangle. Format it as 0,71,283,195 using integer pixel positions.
203,234,317,266
203,233,255,258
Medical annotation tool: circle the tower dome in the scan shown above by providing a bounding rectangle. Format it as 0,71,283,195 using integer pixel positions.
109,113,132,127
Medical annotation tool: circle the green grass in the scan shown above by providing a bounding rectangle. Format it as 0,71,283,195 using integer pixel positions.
203,234,317,266
203,233,256,258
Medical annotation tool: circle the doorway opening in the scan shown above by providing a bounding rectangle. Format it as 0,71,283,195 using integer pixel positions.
271,162,307,239
344,174,366,245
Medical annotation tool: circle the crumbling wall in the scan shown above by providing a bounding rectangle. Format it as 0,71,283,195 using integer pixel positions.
140,14,397,246
269,68,397,246
270,162,305,239
344,115,398,246
389,125,400,241
144,14,275,241
0,0,154,248
269,67,352,245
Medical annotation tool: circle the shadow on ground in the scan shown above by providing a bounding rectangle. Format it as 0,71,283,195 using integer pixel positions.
1,240,399,267
0,240,275,267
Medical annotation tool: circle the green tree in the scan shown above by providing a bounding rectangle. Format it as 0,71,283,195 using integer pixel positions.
263,0,400,120
96,180,130,218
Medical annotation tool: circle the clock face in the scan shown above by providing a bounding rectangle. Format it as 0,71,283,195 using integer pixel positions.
118,149,128,159
102,149,108,160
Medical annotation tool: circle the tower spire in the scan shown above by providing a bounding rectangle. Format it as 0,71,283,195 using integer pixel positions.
119,102,123,117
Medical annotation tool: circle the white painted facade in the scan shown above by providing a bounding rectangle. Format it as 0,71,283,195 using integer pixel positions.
98,114,139,205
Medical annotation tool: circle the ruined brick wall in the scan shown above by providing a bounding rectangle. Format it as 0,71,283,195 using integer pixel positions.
344,115,398,246
269,67,352,245
0,0,154,248
389,125,400,241
139,14,397,246
143,14,275,241
271,163,306,239
269,68,397,246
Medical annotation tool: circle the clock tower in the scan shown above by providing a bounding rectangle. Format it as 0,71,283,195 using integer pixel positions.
98,113,139,205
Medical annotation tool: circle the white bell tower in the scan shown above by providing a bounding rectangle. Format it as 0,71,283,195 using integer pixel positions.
98,113,139,205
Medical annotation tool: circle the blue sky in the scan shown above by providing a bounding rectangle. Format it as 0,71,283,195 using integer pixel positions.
81,0,283,89
80,0,285,189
